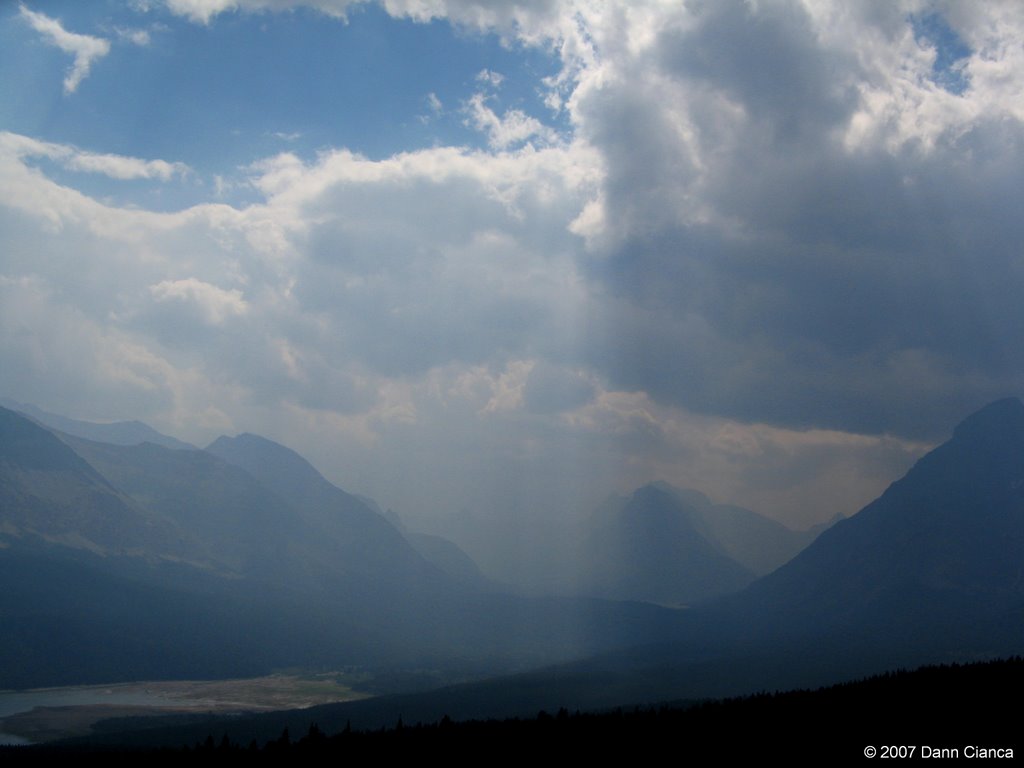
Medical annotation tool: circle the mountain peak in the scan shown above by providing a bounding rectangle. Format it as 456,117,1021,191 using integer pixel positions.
952,397,1024,445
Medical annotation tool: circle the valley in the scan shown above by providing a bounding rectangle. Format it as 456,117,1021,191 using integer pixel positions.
1,397,1023,753
0,672,369,744
4,3,1022,757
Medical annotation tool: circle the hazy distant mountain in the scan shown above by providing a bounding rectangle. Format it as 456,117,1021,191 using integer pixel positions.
405,532,485,584
381,507,486,585
0,398,195,451
647,482,823,575
62,435,314,583
573,481,824,606
463,397,1024,707
205,433,443,590
578,484,756,605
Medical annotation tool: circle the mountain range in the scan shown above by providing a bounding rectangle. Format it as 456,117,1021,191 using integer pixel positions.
0,398,195,451
2,396,1022,727
0,403,684,688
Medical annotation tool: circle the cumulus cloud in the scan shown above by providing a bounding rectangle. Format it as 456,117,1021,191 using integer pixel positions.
19,4,111,93
546,0,1024,439
5,0,1024,534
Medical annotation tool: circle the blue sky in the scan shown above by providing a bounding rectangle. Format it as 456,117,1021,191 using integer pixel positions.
2,1,566,208
3,1,1024,575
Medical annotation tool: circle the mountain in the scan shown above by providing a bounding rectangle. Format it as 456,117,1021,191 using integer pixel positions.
578,484,756,605
573,481,823,606
0,408,388,687
717,397,1024,655
404,532,485,584
647,482,821,574
0,398,194,451
60,435,319,583
0,409,693,688
414,397,1024,708
0,406,190,559
381,507,486,586
204,433,443,590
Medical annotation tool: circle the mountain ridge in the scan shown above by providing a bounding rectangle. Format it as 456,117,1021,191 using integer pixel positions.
0,398,195,451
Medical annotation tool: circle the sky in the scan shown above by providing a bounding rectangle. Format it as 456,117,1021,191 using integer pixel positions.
2,1,1023,558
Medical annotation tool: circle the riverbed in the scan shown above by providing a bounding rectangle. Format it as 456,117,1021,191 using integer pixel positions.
0,673,369,745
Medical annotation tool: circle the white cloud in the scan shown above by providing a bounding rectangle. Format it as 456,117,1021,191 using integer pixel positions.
149,278,249,324
65,153,187,181
0,132,189,181
163,0,242,24
418,92,444,124
163,0,365,25
476,68,505,88
19,4,111,93
0,274,204,425
115,27,152,46
464,92,560,150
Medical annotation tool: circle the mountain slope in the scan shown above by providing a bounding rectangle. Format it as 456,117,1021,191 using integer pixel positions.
640,482,821,575
205,433,443,589
0,406,190,559
578,484,755,605
60,436,316,582
722,397,1024,648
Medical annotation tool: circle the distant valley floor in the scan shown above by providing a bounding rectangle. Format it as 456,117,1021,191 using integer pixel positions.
0,673,369,744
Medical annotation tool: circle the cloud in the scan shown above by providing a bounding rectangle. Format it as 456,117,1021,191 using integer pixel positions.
149,278,249,324
115,27,153,46
522,361,595,414
545,0,1024,439
162,0,365,25
476,68,505,88
163,0,242,24
422,91,443,120
0,274,207,426
161,0,569,35
0,123,595,429
5,1,1024,535
19,4,111,93
0,133,189,181
10,3,1024,442
65,152,186,181
464,93,560,149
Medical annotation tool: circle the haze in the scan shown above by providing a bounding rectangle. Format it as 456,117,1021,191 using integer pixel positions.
2,0,1021,570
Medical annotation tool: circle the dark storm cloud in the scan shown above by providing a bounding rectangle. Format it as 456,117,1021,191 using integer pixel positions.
573,0,1024,439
